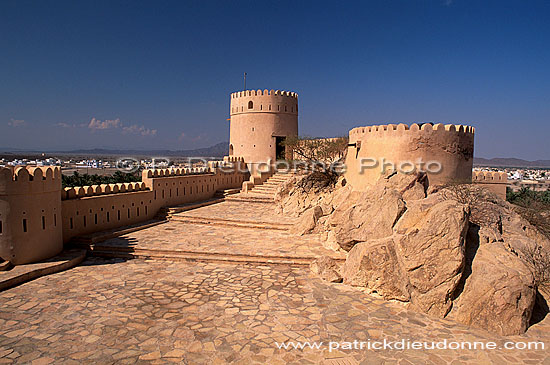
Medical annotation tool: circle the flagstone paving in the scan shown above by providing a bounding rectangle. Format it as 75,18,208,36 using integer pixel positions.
0,258,549,364
89,200,344,262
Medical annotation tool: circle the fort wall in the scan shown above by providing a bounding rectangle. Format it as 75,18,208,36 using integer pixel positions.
0,166,63,265
472,171,508,199
229,90,298,167
0,158,248,264
345,123,475,191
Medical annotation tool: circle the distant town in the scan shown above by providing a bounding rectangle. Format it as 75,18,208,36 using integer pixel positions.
1,153,548,192
0,154,213,177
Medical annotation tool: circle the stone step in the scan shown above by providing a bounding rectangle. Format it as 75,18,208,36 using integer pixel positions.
251,187,277,193
224,195,275,204
82,245,342,266
213,188,241,198
71,219,168,245
170,215,290,231
167,198,225,215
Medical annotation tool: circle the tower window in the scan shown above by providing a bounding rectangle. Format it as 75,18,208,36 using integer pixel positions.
269,105,271,110
278,105,280,111
252,127,254,131
260,105,262,110
248,101,253,109
285,105,287,112
241,106,243,112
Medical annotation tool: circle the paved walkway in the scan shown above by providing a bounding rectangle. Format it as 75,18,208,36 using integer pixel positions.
0,195,549,364
83,200,345,264
0,259,548,364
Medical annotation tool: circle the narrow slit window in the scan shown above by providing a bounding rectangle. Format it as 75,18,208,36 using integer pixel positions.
42,216,45,230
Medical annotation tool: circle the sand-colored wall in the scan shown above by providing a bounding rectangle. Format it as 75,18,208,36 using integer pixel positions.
0,158,248,264
472,171,508,199
229,89,298,167
0,166,63,265
345,123,475,191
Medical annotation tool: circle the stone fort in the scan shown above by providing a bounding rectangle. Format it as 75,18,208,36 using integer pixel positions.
0,88,506,266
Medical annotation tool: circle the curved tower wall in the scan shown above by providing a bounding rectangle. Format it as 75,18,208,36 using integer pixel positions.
229,89,298,168
345,123,475,191
0,166,63,265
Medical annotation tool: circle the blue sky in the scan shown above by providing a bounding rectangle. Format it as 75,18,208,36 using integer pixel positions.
0,0,549,159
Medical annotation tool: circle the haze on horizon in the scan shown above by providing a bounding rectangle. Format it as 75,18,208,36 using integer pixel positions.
0,0,548,160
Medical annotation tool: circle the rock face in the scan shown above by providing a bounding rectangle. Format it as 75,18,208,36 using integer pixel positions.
448,242,536,336
343,198,470,317
291,206,323,235
343,237,410,301
393,198,469,317
310,256,343,283
328,190,406,251
277,171,546,336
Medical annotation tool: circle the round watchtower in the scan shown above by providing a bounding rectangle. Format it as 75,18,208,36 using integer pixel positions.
345,123,475,191
229,89,298,168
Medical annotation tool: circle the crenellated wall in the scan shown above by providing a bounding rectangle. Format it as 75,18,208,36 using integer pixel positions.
0,166,63,265
229,89,298,168
472,171,508,199
0,158,249,264
345,123,475,191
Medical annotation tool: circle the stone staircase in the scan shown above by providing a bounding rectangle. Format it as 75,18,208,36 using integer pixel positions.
169,215,292,231
226,171,298,204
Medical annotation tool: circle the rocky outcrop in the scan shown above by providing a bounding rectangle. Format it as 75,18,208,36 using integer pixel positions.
393,199,469,317
327,189,406,251
291,206,323,235
343,197,470,317
448,242,536,336
343,237,410,301
278,171,545,336
310,256,343,283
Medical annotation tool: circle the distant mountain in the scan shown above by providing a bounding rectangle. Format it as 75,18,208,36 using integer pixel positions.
0,142,230,158
474,157,550,168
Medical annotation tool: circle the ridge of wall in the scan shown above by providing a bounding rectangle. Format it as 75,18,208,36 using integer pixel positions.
472,171,508,183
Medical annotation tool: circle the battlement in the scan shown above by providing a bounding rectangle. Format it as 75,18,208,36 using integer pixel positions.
142,167,212,179
472,171,508,183
0,166,62,195
62,182,149,200
349,123,475,140
230,89,298,99
222,156,245,163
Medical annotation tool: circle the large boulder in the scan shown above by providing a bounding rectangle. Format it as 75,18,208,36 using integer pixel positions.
393,199,470,317
327,189,406,251
291,206,323,235
343,237,410,301
447,242,537,336
310,256,343,283
342,198,470,316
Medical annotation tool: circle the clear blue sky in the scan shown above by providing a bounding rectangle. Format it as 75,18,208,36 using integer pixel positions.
1,0,548,159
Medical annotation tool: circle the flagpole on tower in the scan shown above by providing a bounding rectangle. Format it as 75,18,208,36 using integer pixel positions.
243,72,247,91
